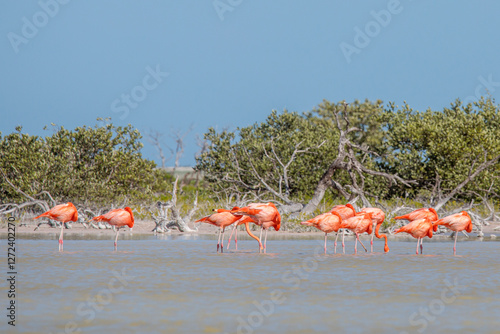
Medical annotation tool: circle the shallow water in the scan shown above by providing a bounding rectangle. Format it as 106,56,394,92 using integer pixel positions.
1,233,499,334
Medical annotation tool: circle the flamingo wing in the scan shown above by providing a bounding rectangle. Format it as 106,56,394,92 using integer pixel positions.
34,203,77,223
434,212,471,232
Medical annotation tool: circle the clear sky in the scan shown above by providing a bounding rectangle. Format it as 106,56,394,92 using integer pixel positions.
1,0,499,166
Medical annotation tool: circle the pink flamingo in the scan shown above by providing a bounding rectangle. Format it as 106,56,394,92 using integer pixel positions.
358,207,388,252
432,211,472,255
330,203,357,254
394,208,438,223
195,207,244,253
300,211,343,254
226,216,261,251
393,218,433,254
92,207,134,250
330,203,356,220
34,202,78,251
230,202,281,253
339,213,373,254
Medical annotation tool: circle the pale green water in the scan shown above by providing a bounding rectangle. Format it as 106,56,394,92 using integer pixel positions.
1,233,499,333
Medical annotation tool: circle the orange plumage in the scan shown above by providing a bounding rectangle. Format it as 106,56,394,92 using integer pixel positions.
301,211,343,254
34,202,78,251
196,207,263,252
301,212,342,234
92,207,134,250
34,202,78,223
358,207,389,253
230,202,281,253
92,207,134,229
394,218,433,239
433,211,472,233
340,213,373,235
432,211,472,255
195,210,242,230
230,202,281,231
394,218,433,254
330,203,356,220
394,208,438,222
339,213,373,254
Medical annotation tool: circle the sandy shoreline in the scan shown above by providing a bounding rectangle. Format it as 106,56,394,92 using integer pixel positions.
1,219,499,239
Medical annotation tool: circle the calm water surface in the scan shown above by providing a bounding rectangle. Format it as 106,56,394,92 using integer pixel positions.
1,233,499,334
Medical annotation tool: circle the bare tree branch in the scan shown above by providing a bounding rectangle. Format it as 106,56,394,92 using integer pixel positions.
152,176,198,233
170,124,194,168
147,129,173,168
433,152,500,211
195,134,209,159
241,144,292,205
302,102,415,213
0,167,50,213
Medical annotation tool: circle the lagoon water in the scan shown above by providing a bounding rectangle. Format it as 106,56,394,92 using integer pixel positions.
1,233,499,333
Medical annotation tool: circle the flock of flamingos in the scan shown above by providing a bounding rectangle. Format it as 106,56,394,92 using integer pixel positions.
34,201,473,255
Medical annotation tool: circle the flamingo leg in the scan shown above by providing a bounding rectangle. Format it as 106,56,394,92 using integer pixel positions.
217,228,222,253
416,238,420,255
264,229,268,254
58,223,64,252
259,228,263,253
220,228,225,253
235,226,238,251
354,233,358,254
357,233,368,252
453,231,458,255
114,228,119,251
371,232,374,253
334,232,340,254
256,235,263,252
420,238,424,254
227,224,236,250
324,233,328,254
342,229,346,254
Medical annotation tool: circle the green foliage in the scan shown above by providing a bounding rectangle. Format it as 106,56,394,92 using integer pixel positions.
308,99,386,152
381,97,500,198
2,96,499,213
196,109,340,199
196,100,394,201
197,97,500,204
0,120,168,206
308,99,392,198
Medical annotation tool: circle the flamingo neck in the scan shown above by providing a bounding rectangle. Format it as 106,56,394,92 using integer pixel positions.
375,223,389,253
244,222,263,250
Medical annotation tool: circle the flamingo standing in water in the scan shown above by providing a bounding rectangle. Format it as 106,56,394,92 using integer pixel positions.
330,204,357,254
226,217,262,252
92,207,134,250
300,211,343,254
432,211,472,255
230,202,281,253
34,202,78,251
339,213,373,254
195,207,244,253
358,207,389,253
393,218,433,254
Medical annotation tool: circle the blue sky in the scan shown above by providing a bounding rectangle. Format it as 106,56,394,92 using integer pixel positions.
1,1,499,166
